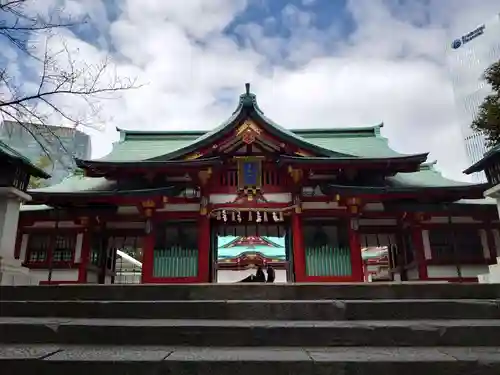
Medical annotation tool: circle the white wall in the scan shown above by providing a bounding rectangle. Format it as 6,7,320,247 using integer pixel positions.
29,269,79,284
427,265,489,279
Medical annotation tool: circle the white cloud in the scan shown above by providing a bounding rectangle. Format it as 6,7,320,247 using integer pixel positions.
5,0,500,181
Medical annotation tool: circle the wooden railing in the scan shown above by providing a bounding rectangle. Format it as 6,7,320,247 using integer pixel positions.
217,168,283,192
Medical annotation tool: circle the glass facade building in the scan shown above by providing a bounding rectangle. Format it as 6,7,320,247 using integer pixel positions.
447,13,500,182
0,120,91,186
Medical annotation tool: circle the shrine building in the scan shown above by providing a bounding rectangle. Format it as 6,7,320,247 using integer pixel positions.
14,84,500,285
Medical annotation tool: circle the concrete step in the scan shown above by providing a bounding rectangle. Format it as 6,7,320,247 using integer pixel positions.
2,299,499,320
2,283,500,301
2,345,500,375
2,318,500,347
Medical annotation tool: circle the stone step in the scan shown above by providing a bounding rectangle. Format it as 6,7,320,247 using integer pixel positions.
2,283,500,301
2,345,500,375
2,299,499,320
2,318,500,347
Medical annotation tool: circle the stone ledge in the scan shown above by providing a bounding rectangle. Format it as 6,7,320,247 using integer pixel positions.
2,346,500,375
1,299,499,320
3,283,500,301
2,318,500,346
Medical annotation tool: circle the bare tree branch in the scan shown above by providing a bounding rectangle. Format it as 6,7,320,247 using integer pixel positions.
0,0,141,175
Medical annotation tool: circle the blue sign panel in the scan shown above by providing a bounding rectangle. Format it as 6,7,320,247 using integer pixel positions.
242,161,259,186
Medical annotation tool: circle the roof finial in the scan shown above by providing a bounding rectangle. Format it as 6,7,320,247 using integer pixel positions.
245,82,250,95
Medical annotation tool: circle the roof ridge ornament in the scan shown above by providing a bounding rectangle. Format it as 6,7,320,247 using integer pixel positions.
237,82,265,114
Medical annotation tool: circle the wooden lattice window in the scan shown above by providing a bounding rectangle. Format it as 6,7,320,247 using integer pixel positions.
263,168,280,186
26,234,50,263
52,235,76,262
429,228,483,261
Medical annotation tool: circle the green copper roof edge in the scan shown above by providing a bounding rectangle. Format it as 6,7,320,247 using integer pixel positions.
0,139,51,179
292,123,383,137
322,183,487,194
76,156,222,168
218,251,286,259
253,110,357,158
29,185,183,197
99,88,360,163
219,236,284,249
117,128,208,138
279,153,428,163
115,123,384,138
463,143,500,174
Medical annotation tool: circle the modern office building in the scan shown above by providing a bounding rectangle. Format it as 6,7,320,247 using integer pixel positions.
447,13,500,182
0,121,91,186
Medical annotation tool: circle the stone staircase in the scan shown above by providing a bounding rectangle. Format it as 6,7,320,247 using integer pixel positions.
478,257,500,284
1,283,500,374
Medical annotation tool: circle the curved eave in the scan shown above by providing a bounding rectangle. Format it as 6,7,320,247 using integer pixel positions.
75,156,222,169
464,159,488,174
249,111,355,158
321,183,488,198
383,200,497,214
291,123,383,136
278,153,428,166
29,185,181,200
116,127,207,138
463,144,500,174
0,140,51,179
122,91,360,162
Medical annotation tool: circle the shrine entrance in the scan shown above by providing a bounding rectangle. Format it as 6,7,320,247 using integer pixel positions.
209,219,293,283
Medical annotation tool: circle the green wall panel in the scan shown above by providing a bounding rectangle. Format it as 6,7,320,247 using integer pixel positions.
305,246,352,277
153,246,198,278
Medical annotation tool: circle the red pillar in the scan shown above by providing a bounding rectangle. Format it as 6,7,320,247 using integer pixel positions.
197,215,210,283
291,212,306,282
141,225,155,283
78,231,91,283
348,219,364,282
411,226,428,280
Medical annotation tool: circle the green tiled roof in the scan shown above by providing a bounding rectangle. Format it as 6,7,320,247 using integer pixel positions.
93,86,415,163
294,126,405,158
24,86,483,198
0,139,50,178
98,124,408,163
30,175,113,193
27,174,182,197
387,162,472,188
217,236,286,259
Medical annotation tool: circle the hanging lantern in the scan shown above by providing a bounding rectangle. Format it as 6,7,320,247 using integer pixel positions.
232,211,236,221
248,211,253,221
263,211,268,222
222,210,227,222
256,211,262,223
237,211,242,223
272,212,278,222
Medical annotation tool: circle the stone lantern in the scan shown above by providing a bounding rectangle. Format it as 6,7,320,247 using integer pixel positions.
0,139,50,285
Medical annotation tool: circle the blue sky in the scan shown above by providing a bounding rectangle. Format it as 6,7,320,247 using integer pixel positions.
1,0,500,181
